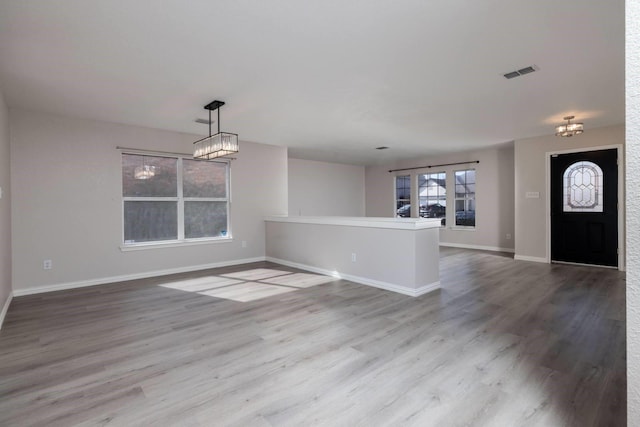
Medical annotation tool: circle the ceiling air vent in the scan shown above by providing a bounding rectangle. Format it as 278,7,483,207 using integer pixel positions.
376,146,389,150
518,66,536,75
195,118,213,125
503,65,538,79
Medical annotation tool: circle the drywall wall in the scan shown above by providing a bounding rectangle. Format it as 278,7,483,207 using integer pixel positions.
514,124,625,262
0,88,11,325
10,109,288,293
365,143,515,251
265,219,440,295
288,158,365,216
627,0,640,423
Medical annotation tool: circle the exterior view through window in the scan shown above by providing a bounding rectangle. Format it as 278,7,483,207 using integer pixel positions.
122,153,229,244
454,169,475,227
395,175,411,217
418,172,446,225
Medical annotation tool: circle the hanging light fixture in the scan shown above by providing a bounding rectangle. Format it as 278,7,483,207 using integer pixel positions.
134,156,155,180
193,100,239,160
555,115,584,137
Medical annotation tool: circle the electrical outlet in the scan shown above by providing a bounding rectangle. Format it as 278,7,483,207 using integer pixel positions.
242,240,247,248
43,259,52,270
506,233,512,240
351,253,357,262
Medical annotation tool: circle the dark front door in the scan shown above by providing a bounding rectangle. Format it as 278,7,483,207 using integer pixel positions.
551,149,618,267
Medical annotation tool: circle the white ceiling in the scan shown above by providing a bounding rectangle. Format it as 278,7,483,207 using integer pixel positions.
0,0,625,165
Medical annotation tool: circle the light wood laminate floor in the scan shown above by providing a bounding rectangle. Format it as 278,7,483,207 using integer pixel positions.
0,248,626,426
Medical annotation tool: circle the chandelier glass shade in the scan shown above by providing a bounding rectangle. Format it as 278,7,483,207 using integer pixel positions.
555,116,584,137
194,132,239,160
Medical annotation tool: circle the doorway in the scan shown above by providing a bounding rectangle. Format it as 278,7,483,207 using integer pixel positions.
550,148,618,267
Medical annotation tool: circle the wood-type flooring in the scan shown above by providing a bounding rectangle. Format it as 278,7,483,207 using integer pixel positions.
0,248,626,426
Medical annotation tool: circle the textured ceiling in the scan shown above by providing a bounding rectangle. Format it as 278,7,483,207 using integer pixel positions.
0,0,625,165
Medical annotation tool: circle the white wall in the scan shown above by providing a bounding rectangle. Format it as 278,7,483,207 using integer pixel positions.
627,0,640,422
288,158,365,216
365,143,515,252
514,124,625,262
266,219,440,296
10,109,288,293
0,88,11,324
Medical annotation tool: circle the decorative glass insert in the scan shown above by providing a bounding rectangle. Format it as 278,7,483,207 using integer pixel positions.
563,161,603,212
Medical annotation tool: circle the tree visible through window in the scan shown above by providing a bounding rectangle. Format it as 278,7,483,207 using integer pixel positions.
122,153,230,244
454,169,475,227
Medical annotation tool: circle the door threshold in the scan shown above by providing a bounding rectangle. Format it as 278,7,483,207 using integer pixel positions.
551,260,618,270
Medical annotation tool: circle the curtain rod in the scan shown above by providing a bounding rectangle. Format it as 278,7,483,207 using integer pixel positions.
388,160,479,173
116,146,236,160
117,146,192,156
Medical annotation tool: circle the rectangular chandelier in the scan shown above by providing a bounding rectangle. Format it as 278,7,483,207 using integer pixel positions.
193,100,239,159
193,132,239,160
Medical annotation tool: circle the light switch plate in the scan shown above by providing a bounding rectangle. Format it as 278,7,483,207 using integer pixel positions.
525,191,540,199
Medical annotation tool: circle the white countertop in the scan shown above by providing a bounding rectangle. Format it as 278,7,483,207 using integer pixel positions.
264,216,442,230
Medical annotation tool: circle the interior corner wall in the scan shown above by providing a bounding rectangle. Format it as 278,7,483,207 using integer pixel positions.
364,144,515,251
288,158,365,217
514,124,625,262
0,88,11,317
627,0,640,423
9,109,288,293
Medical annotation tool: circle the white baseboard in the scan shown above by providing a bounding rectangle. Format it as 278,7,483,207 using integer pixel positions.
0,291,13,330
265,257,440,297
439,242,515,253
513,254,548,263
12,257,267,297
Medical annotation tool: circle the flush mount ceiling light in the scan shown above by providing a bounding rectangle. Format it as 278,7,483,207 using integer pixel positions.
555,115,584,137
193,100,239,160
134,156,155,180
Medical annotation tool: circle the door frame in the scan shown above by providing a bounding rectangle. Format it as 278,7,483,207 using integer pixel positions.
545,144,625,270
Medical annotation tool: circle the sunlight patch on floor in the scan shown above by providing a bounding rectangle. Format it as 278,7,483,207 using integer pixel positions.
159,276,243,292
198,281,296,302
158,268,336,302
261,272,335,288
222,268,294,281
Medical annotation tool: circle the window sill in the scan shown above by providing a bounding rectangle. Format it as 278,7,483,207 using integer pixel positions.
120,237,233,251
449,226,476,231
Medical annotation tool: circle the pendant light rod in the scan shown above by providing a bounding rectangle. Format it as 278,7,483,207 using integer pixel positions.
203,100,225,138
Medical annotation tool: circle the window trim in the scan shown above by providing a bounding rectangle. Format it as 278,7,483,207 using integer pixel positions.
395,174,412,217
120,150,232,249
453,168,476,229
417,170,447,227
